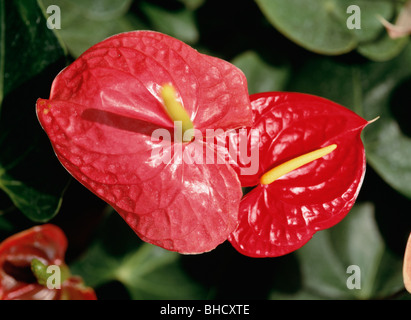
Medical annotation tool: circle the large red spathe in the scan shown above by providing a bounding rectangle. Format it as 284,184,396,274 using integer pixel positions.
226,92,368,257
36,31,252,254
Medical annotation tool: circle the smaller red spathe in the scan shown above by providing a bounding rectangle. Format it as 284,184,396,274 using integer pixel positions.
227,92,368,257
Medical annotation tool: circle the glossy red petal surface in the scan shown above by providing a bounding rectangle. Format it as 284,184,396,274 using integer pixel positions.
48,31,252,132
228,92,368,257
51,123,242,253
36,31,250,254
0,224,67,264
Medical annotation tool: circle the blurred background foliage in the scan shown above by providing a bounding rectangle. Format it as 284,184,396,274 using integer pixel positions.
0,0,410,299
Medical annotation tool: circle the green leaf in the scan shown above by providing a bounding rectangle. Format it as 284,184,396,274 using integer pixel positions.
0,0,69,221
70,212,207,299
288,43,411,198
140,1,199,44
255,0,407,60
40,0,144,58
270,203,404,299
62,0,132,20
178,0,205,11
359,45,411,199
0,0,65,107
357,30,409,62
39,0,201,58
231,51,290,94
255,0,356,55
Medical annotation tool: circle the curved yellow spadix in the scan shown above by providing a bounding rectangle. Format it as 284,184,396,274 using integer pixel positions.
160,84,194,142
260,144,337,185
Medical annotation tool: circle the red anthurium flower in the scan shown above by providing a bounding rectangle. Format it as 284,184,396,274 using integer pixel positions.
0,224,96,300
36,31,252,254
226,92,369,257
